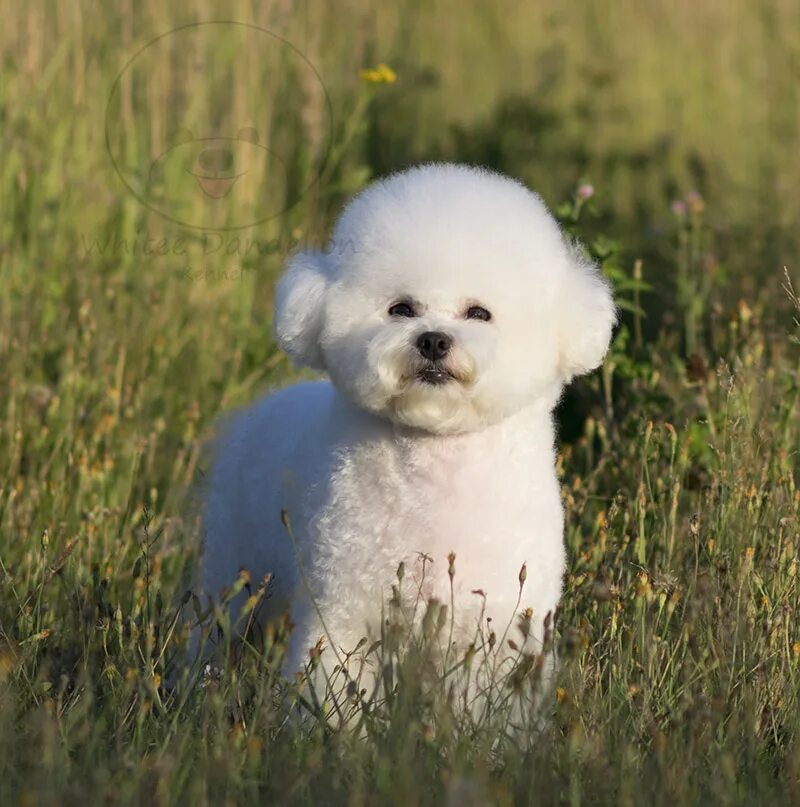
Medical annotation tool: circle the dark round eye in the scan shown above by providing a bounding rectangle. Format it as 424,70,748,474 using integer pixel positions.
466,306,492,322
388,301,417,318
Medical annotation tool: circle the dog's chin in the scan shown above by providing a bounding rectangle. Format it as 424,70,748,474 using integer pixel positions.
354,352,487,433
381,373,483,434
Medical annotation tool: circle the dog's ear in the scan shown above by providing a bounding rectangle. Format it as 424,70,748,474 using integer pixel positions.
558,244,617,380
274,251,331,371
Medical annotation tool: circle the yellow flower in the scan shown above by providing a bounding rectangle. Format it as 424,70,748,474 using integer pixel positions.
555,687,568,703
359,64,397,84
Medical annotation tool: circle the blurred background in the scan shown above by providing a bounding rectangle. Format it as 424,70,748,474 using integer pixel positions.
2,0,798,529
4,0,799,270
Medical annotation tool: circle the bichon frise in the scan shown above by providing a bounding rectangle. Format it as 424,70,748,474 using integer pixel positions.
200,163,615,681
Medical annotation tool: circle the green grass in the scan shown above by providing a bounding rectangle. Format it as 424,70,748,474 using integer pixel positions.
1,1,800,804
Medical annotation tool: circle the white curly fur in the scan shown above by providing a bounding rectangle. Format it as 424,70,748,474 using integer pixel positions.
200,163,616,679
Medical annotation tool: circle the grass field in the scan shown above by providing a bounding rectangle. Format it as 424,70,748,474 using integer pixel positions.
1,1,800,804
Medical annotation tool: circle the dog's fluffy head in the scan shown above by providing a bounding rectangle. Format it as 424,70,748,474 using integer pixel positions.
275,164,616,434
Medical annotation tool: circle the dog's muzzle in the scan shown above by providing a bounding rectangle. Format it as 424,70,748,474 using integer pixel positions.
414,331,457,385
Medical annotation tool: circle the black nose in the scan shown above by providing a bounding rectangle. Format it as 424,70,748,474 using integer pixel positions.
198,148,234,173
416,331,452,361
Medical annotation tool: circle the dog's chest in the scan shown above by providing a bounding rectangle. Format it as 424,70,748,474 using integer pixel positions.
307,423,560,602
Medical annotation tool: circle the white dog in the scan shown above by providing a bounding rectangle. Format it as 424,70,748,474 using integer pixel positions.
200,163,615,683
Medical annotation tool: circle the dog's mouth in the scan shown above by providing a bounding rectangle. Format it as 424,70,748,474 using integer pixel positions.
416,366,456,386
